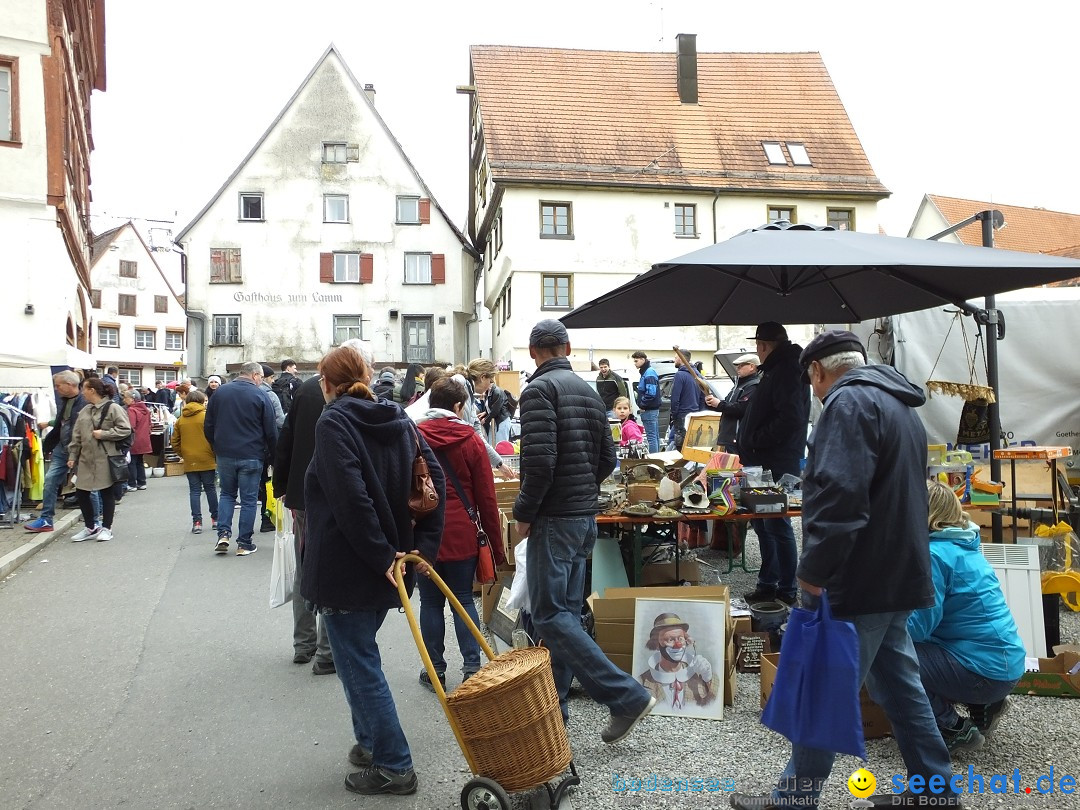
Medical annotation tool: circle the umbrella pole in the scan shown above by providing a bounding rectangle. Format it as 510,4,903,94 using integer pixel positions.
981,214,1004,544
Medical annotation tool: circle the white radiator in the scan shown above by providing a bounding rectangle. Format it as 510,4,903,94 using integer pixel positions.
980,543,1046,658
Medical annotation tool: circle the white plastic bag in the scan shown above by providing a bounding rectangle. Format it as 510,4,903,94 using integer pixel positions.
269,504,296,609
504,537,531,612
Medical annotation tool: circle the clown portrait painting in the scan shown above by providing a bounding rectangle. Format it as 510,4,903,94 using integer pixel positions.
632,598,726,720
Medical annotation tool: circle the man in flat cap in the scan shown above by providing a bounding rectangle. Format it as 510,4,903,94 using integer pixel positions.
515,319,656,743
738,322,810,606
705,353,761,455
731,331,955,809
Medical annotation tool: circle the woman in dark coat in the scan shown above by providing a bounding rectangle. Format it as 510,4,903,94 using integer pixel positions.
415,378,504,690
301,345,444,797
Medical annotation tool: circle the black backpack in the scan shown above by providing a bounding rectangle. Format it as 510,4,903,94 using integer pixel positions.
272,375,300,413
96,401,133,455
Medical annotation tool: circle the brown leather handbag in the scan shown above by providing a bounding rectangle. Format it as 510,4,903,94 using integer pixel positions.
408,429,440,519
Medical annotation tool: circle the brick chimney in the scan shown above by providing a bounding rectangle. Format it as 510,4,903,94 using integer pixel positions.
676,33,698,104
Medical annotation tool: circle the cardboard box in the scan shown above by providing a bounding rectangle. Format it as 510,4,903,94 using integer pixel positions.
499,511,520,564
640,560,701,586
760,652,892,739
627,483,659,504
1013,645,1080,697
480,567,514,625
590,585,734,706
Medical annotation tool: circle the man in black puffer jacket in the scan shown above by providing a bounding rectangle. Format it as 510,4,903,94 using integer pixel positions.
736,322,810,606
514,319,656,743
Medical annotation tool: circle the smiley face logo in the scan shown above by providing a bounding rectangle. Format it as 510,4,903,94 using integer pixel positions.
847,768,876,798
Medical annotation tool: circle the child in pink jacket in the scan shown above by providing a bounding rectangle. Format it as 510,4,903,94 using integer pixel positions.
614,396,644,446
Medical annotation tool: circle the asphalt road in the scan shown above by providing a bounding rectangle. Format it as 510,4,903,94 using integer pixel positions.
0,475,496,810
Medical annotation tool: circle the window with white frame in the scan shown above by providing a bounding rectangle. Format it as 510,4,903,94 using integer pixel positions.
0,59,17,142
98,325,119,348
787,143,812,166
333,315,362,344
213,315,241,345
118,368,141,386
404,253,432,284
674,204,697,237
323,142,347,163
135,329,156,349
155,368,178,384
396,196,420,224
165,330,184,350
334,252,360,283
762,142,786,165
239,193,264,221
324,194,349,223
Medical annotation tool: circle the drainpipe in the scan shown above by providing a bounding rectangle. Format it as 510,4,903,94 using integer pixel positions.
712,189,721,373
465,301,480,364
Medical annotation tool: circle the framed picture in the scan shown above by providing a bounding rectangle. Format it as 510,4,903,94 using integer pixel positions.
632,598,726,720
680,413,722,463
487,578,523,645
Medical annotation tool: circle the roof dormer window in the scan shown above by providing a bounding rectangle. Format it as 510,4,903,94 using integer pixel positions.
788,143,812,166
762,141,786,165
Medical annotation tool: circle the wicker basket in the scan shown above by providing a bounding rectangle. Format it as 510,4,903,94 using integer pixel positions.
446,647,571,792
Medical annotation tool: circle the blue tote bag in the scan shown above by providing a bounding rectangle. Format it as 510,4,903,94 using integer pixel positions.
760,591,865,759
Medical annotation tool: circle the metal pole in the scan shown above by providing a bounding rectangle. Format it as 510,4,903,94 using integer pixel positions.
980,212,1003,543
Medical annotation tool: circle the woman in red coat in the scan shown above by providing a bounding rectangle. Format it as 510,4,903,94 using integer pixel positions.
415,377,504,691
123,389,154,490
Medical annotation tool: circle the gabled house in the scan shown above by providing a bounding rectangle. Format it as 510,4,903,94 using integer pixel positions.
909,194,1080,282
177,46,479,379
89,222,187,387
0,0,105,385
465,36,889,371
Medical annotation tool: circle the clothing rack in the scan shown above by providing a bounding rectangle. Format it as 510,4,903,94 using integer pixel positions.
0,399,38,528
0,435,27,529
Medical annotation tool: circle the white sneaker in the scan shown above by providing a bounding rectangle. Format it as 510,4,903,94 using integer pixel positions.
72,526,100,542
96,528,113,542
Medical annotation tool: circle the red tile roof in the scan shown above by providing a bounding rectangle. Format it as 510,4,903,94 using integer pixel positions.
927,195,1080,255
470,46,888,196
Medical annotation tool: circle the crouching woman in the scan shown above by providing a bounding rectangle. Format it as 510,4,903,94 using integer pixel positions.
301,345,444,796
908,480,1025,753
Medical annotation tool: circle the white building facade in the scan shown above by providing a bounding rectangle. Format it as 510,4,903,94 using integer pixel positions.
90,223,186,387
0,0,105,388
177,47,479,378
467,39,889,373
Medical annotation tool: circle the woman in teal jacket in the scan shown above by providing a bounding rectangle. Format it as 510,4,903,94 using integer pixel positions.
908,480,1025,753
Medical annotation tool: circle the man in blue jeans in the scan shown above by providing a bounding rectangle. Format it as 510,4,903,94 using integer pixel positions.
27,371,89,532
736,323,809,606
516,320,656,743
204,362,278,556
632,350,661,453
731,331,957,809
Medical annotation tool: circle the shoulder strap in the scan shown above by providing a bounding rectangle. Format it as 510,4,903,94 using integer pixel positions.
433,447,480,526
95,401,113,430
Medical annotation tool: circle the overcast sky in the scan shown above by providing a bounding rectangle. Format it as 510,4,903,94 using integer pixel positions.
89,0,1080,246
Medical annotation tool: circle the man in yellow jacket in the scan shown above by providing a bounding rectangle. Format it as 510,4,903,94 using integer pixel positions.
171,389,218,534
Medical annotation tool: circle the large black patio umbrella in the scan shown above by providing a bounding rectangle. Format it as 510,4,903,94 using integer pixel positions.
560,224,1080,328
561,221,1080,543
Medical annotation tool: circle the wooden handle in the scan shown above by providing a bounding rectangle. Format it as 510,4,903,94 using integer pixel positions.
673,346,712,396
